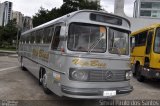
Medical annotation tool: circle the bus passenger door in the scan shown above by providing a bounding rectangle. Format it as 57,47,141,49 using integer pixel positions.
48,25,64,93
144,30,153,67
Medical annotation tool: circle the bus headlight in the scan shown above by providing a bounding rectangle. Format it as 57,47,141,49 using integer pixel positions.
126,71,132,80
70,69,88,81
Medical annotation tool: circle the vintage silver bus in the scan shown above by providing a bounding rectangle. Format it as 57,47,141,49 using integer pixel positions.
18,10,133,99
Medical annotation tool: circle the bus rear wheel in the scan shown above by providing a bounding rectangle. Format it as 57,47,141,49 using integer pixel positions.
20,57,26,71
136,64,145,82
42,73,51,94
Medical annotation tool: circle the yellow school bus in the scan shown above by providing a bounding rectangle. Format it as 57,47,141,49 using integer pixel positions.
130,24,160,82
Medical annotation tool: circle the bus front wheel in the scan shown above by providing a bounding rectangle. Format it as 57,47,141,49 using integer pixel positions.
42,72,51,94
136,64,145,82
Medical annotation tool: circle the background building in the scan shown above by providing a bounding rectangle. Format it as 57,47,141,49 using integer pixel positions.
22,16,33,32
0,1,12,26
134,0,160,18
114,0,160,32
12,11,33,31
12,11,24,28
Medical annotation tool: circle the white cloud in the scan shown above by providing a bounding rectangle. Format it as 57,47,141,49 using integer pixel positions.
0,0,63,17
124,0,135,17
101,0,114,13
101,0,135,17
0,0,135,17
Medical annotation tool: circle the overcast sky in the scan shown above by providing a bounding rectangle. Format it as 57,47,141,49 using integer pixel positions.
0,0,135,17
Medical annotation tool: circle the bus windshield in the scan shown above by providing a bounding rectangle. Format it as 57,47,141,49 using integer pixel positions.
108,28,129,55
154,28,160,53
68,23,107,53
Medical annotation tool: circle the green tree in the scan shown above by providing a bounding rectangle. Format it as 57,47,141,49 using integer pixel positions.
32,7,49,27
47,8,62,21
60,0,101,16
0,26,4,46
32,0,101,27
0,20,17,47
61,0,79,15
79,0,101,10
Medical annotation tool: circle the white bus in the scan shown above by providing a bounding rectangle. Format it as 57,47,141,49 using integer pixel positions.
18,10,133,99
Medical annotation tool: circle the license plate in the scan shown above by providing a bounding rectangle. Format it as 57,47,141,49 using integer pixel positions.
103,91,116,97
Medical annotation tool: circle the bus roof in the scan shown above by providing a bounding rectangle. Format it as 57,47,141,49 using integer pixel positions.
22,10,130,35
130,23,160,36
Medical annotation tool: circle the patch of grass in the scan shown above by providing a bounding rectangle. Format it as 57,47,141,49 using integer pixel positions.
0,47,16,51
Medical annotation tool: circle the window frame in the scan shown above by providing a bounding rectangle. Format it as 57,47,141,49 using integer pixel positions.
140,10,152,17
108,27,130,55
36,29,44,44
29,31,36,44
67,22,107,53
146,30,153,54
154,27,160,54
43,26,53,44
90,13,123,26
134,31,148,47
141,2,152,8
51,25,62,51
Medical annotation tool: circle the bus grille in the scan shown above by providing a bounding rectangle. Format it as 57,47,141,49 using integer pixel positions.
88,70,126,82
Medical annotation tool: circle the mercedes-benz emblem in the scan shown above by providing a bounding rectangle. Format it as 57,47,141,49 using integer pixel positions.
105,71,113,79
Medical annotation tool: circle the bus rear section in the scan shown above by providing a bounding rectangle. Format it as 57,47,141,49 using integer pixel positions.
18,10,133,99
130,24,160,82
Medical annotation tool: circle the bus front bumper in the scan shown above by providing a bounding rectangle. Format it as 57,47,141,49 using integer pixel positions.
142,68,160,79
61,85,133,99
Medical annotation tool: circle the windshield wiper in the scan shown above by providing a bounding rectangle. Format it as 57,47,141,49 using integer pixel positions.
88,33,104,53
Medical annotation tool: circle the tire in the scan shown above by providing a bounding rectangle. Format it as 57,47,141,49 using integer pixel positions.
136,64,145,82
39,69,42,85
133,72,136,77
20,57,26,71
42,73,51,94
133,67,136,77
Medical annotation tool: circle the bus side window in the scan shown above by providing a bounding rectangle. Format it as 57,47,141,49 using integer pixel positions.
146,31,153,54
134,31,147,46
30,32,35,44
43,27,52,44
48,27,54,43
19,36,22,44
135,35,138,46
130,37,135,53
24,34,27,44
51,26,61,50
36,29,43,44
26,34,30,44
19,36,23,50
22,35,24,44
